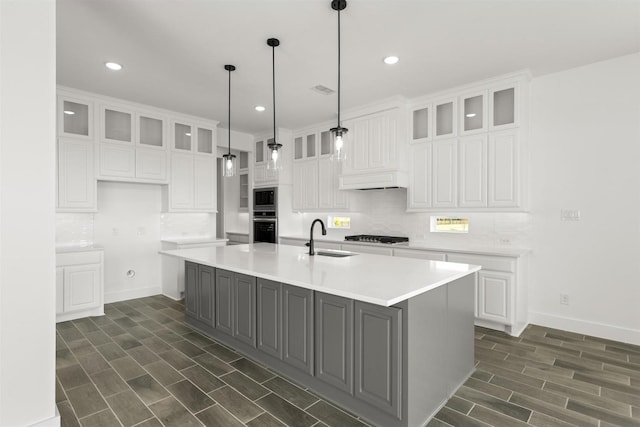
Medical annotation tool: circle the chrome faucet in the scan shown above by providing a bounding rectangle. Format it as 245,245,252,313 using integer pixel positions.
309,219,327,256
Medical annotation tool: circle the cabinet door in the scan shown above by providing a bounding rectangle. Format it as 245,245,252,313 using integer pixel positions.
58,96,93,139
56,267,64,314
434,98,457,139
239,172,249,210
170,152,194,209
101,105,134,144
57,138,95,211
99,143,135,178
136,147,168,181
172,121,193,152
254,164,266,183
432,139,457,208
215,269,234,335
460,91,487,135
292,163,304,210
303,161,318,210
137,113,165,149
257,278,282,359
477,271,513,325
411,105,432,143
458,135,487,208
490,86,518,130
333,162,349,209
255,140,265,163
318,158,333,209
315,292,353,394
408,142,431,209
196,126,214,155
239,151,249,170
283,285,314,374
233,273,256,347
194,155,216,210
354,302,402,418
488,131,519,207
197,264,215,327
184,261,198,319
63,264,101,312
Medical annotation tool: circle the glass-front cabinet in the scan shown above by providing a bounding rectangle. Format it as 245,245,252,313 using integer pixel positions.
58,95,93,139
172,121,215,155
411,105,431,143
490,86,518,129
460,91,487,135
101,105,134,144
293,131,319,161
434,98,457,139
137,113,166,149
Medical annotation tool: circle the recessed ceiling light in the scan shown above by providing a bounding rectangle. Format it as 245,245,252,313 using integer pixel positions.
255,105,266,112
63,110,75,115
105,62,123,71
383,56,399,65
465,113,477,118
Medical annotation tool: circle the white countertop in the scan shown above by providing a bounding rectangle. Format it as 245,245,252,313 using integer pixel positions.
160,243,480,307
279,235,530,257
161,237,228,245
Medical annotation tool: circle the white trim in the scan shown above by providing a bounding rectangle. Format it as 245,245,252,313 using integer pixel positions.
529,311,640,346
29,410,60,427
104,286,161,304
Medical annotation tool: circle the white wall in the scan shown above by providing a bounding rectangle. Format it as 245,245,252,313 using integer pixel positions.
0,0,58,426
57,182,216,303
529,53,640,344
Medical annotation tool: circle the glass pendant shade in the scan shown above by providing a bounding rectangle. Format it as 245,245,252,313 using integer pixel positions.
330,126,348,161
267,142,283,170
222,153,236,177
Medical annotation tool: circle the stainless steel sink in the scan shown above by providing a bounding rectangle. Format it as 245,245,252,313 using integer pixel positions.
315,250,357,258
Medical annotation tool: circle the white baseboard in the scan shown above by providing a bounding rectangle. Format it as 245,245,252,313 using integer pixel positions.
104,286,161,304
528,311,640,346
29,408,60,427
161,292,183,301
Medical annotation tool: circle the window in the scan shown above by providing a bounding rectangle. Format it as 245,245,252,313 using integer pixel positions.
431,216,469,233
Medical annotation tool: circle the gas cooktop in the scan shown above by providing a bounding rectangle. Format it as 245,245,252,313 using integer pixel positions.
344,235,409,244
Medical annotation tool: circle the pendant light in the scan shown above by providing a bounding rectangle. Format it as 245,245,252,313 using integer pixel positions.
330,0,348,162
222,64,237,177
266,38,282,171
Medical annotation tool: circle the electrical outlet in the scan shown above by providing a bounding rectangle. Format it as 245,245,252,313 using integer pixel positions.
499,238,511,245
561,209,581,221
560,293,570,305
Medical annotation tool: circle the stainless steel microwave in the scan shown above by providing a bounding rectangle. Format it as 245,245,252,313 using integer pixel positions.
253,187,277,211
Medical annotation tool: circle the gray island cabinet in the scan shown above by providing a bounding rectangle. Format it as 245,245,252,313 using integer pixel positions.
163,244,479,427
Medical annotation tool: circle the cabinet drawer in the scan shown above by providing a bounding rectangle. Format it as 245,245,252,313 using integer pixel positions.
393,248,446,261
56,250,103,266
447,253,515,272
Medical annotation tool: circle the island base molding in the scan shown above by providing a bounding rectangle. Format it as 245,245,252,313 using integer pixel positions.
184,263,476,427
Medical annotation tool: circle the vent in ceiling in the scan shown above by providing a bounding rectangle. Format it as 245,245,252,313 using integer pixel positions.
311,85,335,95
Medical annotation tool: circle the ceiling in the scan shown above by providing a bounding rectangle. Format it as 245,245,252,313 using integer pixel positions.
57,0,640,135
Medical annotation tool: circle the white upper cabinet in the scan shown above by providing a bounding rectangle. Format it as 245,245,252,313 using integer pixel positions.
407,72,528,212
172,120,215,155
100,104,134,144
57,137,96,212
239,151,249,171
137,112,166,149
460,91,487,136
293,131,320,161
410,104,432,144
434,98,457,140
58,95,93,139
490,85,519,130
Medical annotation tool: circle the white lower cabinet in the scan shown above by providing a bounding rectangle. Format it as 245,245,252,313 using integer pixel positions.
57,138,96,212
340,243,393,256
392,248,446,261
477,271,512,324
56,249,104,322
167,153,216,212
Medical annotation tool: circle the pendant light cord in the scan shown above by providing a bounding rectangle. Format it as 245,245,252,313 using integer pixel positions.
272,43,276,142
227,68,231,155
337,6,341,127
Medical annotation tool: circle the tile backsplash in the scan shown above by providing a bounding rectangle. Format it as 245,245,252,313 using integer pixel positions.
160,213,216,239
56,213,95,247
301,188,532,248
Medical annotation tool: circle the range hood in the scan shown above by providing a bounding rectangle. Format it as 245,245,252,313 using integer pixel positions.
338,170,409,190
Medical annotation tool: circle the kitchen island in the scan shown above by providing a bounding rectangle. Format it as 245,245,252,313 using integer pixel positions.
160,243,480,427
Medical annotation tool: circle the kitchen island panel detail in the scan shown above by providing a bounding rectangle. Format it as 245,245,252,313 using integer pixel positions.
214,269,233,335
233,273,257,347
257,278,282,359
282,285,314,375
315,292,353,394
354,301,402,418
184,261,198,318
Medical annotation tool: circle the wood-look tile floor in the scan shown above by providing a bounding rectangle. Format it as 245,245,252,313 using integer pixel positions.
56,296,640,427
